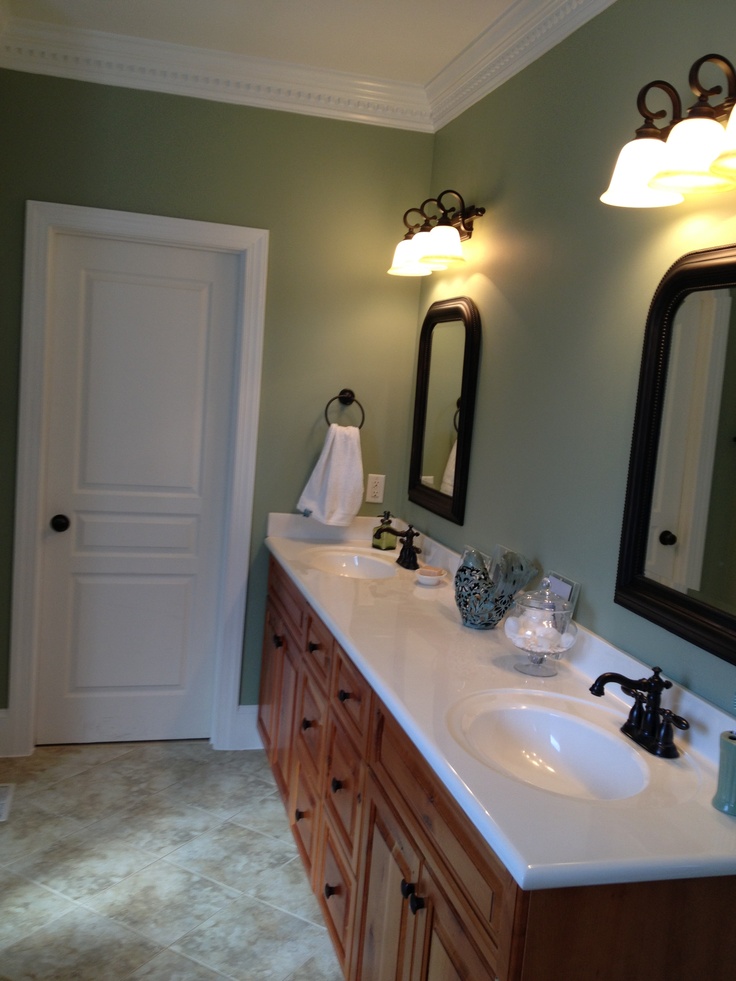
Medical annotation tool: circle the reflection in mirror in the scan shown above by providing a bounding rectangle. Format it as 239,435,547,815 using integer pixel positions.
409,297,481,524
616,245,736,666
421,322,464,495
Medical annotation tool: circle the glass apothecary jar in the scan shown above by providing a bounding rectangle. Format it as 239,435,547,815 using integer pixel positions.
504,577,577,676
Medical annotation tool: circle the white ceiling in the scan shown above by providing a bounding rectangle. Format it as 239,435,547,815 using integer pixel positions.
0,0,617,130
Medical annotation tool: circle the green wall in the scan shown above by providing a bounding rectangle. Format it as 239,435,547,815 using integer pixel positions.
0,69,432,708
4,0,736,721
406,0,736,713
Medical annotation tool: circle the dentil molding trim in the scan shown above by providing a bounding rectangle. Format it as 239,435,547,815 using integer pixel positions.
0,0,616,132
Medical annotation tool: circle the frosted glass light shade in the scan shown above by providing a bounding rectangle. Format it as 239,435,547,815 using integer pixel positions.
387,238,432,276
600,137,684,207
409,230,448,270
650,117,735,193
418,224,466,265
711,108,736,179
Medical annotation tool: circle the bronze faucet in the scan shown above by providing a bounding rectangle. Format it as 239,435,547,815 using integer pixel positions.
589,667,689,758
373,522,422,570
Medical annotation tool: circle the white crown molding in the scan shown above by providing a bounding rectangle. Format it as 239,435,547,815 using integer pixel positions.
0,18,434,131
428,0,618,130
0,1,616,132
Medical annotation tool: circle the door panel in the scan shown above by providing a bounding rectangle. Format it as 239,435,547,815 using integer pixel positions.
35,233,239,743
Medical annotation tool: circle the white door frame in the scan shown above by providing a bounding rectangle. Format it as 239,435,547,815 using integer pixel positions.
1,201,268,756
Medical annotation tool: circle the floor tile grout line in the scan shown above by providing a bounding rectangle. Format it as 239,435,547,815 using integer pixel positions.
0,743,339,979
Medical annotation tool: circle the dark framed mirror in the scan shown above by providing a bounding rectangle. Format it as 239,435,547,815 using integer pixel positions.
409,296,481,524
616,243,736,667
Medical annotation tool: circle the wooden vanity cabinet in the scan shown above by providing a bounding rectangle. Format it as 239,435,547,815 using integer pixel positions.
361,710,521,981
259,558,736,981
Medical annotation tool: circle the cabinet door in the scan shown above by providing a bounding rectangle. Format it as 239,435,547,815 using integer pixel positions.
256,600,282,756
320,820,356,971
409,866,497,981
352,775,421,981
272,640,299,799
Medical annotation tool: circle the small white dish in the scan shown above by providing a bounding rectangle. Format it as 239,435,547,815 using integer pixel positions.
416,566,446,587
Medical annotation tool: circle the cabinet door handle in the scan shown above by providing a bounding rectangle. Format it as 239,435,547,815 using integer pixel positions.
301,718,313,730
294,808,304,822
337,689,351,702
409,893,426,915
400,878,415,899
272,633,284,649
330,777,343,794
308,641,319,653
324,883,338,899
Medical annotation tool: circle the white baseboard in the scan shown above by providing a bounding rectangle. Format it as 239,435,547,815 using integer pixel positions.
0,709,33,758
210,704,263,751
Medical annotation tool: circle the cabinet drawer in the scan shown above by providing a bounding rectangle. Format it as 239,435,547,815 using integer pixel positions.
320,822,355,969
269,557,306,645
290,758,321,881
294,668,327,783
374,711,517,963
332,646,372,752
305,611,333,692
324,714,365,870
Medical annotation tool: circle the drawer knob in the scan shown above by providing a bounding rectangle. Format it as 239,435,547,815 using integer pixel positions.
272,633,284,649
400,879,415,899
330,777,343,794
409,893,426,915
301,718,313,731
324,883,338,899
294,808,304,822
338,689,352,702
308,641,319,653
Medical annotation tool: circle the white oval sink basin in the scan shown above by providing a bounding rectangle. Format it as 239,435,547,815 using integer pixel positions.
447,690,650,801
304,546,397,579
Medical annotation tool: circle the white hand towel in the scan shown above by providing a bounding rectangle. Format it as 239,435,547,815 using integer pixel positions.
440,439,457,496
297,424,364,526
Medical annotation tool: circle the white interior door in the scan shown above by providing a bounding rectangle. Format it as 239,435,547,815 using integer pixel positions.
34,232,240,744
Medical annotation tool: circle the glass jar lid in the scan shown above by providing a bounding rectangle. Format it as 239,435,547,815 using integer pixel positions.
516,577,572,614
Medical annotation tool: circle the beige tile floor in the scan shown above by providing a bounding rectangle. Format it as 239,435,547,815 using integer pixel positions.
0,741,342,981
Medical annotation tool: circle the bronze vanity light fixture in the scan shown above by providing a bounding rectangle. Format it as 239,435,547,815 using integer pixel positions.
387,189,485,276
601,53,736,207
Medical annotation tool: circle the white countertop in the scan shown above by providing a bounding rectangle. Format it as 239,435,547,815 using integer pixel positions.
265,514,736,890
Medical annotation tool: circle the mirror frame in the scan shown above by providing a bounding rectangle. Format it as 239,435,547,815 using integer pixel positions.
616,243,736,667
409,296,481,525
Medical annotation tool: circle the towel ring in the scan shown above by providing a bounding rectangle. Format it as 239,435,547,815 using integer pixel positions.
324,388,365,429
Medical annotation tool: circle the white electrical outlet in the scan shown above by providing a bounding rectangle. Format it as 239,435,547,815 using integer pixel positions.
366,474,385,503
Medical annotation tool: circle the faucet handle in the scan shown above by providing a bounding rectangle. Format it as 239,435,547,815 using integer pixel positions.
669,710,690,731
620,687,645,738
653,709,690,758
